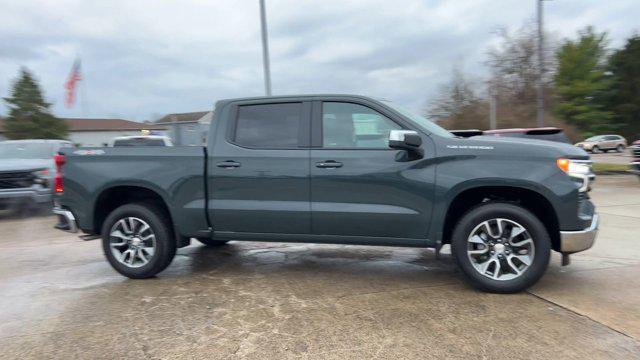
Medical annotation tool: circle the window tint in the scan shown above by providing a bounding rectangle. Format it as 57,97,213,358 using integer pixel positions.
322,102,401,148
235,103,301,148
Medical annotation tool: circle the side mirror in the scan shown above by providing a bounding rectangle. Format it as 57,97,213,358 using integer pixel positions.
389,130,424,159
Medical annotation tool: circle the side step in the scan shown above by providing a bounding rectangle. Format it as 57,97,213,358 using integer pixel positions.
79,234,101,241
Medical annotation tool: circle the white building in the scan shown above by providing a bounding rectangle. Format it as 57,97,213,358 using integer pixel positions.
154,111,212,146
0,118,167,146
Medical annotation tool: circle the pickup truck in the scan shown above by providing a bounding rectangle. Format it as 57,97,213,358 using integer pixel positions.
53,95,598,293
0,139,73,211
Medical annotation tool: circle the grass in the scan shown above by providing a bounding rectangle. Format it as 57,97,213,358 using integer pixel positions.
592,162,629,175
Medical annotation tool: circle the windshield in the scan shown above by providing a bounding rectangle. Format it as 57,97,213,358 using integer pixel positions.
382,101,454,138
0,143,54,159
585,136,603,142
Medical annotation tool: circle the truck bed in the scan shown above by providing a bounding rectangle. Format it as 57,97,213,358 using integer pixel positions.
58,146,208,236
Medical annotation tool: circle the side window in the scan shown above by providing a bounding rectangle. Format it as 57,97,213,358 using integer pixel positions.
234,103,302,148
322,102,401,148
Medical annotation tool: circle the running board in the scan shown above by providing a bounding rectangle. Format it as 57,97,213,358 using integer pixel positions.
79,234,101,241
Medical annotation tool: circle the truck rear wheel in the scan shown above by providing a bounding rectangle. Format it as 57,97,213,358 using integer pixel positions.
101,203,176,279
451,202,550,293
196,238,229,247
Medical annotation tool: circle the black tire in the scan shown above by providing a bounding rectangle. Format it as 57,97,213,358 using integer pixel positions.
196,238,229,247
451,202,551,293
591,145,600,153
616,144,625,153
101,203,176,279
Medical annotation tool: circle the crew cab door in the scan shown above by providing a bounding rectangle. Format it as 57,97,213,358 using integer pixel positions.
309,100,436,241
207,100,311,235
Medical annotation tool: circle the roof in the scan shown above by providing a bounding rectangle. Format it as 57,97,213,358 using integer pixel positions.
0,118,167,132
155,111,210,124
0,139,72,144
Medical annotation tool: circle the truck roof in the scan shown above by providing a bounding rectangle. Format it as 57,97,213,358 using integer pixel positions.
217,94,378,104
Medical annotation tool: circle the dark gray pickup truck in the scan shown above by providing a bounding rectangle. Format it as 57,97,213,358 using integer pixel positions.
53,95,598,293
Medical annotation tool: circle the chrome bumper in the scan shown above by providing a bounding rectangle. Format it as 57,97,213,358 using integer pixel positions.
53,206,78,233
559,214,598,253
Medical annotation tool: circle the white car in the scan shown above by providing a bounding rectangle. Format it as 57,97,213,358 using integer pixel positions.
109,135,173,147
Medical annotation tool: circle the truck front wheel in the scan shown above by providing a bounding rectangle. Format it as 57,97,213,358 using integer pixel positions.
101,203,176,279
451,202,551,293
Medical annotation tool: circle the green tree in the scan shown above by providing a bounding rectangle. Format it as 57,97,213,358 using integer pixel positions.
554,27,613,137
3,68,68,139
608,35,640,141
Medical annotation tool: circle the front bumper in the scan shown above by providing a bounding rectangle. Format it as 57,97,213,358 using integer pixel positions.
559,214,598,253
53,206,78,233
629,160,640,175
0,187,52,206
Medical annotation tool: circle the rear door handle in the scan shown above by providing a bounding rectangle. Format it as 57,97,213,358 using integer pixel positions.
216,160,241,168
315,160,343,168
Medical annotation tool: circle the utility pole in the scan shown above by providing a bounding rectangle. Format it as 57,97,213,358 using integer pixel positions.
489,84,497,130
536,0,545,127
259,0,272,96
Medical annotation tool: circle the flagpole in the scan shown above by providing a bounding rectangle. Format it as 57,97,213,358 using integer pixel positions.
80,64,89,117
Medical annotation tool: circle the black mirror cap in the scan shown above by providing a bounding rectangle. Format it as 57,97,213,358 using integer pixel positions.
404,133,422,147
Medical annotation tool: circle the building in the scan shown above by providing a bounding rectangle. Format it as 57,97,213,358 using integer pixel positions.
154,111,212,146
0,118,167,146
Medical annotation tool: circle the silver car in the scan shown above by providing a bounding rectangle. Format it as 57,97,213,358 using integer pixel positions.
575,135,627,153
0,140,73,210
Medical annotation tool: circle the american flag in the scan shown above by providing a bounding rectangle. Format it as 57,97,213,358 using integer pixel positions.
64,59,82,108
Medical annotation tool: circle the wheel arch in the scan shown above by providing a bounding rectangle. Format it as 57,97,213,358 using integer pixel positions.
93,183,176,238
438,184,561,251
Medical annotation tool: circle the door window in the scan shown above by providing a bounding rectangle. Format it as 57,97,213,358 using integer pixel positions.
322,102,401,148
234,103,302,148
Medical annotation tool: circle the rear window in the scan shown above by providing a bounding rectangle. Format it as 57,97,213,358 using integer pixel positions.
113,138,166,146
234,103,302,148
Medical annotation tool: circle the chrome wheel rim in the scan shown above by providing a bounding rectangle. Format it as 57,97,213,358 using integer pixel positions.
109,217,156,268
466,218,534,281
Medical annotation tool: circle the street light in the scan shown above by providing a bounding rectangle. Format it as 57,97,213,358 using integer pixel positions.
259,0,272,96
536,0,548,127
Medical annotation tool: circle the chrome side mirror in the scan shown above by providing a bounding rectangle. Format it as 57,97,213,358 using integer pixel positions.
389,130,423,159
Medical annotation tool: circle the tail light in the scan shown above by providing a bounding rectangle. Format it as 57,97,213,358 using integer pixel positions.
54,154,65,193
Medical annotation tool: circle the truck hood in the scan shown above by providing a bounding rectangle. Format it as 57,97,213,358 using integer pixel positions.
447,135,589,159
0,158,53,173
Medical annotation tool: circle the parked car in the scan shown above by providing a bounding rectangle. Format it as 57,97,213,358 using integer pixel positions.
483,127,571,143
53,94,597,293
0,139,73,210
575,135,627,153
629,140,640,179
109,135,173,147
450,128,570,144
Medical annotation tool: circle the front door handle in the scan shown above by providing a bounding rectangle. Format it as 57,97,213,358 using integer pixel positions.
216,160,241,168
315,160,343,168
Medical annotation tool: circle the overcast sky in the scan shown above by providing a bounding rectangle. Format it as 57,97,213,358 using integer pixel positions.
0,0,638,121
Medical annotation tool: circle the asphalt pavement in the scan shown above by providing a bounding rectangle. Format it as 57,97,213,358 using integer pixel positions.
0,175,639,359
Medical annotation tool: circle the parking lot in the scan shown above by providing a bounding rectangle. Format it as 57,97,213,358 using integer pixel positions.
0,175,639,359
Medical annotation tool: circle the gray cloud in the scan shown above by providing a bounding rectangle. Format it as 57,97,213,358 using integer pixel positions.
0,0,638,121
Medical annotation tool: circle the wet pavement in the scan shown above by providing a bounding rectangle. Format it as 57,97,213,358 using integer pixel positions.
1,175,639,359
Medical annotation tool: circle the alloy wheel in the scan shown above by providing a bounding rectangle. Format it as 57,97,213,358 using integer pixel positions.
466,218,535,281
109,217,156,268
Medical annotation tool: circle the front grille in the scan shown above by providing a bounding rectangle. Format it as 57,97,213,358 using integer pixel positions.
0,171,35,189
631,146,640,158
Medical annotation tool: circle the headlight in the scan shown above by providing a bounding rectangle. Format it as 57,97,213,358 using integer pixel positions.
557,158,594,192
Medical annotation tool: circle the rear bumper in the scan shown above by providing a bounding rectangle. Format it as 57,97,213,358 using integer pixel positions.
559,214,598,253
53,206,78,233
